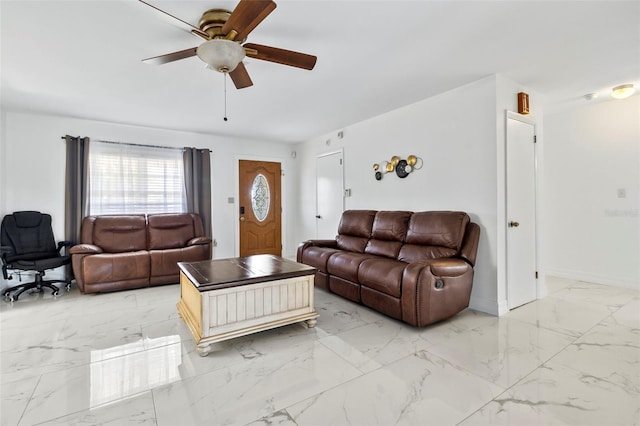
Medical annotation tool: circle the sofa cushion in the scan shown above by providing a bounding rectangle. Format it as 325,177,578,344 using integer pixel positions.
335,210,376,253
371,211,412,241
364,240,403,259
358,257,406,298
405,211,469,250
92,216,147,253
336,235,369,253
148,214,195,250
149,245,210,280
338,210,376,237
81,250,150,285
327,252,375,282
361,210,411,258
397,244,457,263
301,246,341,273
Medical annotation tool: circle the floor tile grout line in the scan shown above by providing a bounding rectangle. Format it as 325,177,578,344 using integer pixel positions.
16,373,42,426
30,389,156,425
455,283,639,426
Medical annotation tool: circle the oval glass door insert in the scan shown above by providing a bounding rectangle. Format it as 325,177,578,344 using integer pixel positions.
251,174,270,222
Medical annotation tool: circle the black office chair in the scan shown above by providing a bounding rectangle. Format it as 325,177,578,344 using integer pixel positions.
1,211,72,302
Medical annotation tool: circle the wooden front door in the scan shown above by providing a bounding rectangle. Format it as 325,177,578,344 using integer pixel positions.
239,160,282,257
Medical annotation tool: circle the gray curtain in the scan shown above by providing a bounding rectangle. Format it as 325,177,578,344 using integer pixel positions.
183,147,212,238
64,135,90,245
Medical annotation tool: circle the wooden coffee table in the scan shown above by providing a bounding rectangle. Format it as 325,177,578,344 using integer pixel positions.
177,254,318,356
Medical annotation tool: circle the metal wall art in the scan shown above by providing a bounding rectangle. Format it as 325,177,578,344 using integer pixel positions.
373,155,423,180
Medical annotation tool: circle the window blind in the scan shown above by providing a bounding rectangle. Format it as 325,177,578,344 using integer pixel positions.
88,141,186,215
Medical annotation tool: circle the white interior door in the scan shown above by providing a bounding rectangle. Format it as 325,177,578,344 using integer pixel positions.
316,151,344,239
507,115,537,309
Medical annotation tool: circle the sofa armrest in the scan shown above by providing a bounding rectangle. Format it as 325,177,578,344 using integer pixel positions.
459,222,480,266
401,258,474,326
69,244,103,255
187,236,212,246
296,239,338,262
427,258,472,277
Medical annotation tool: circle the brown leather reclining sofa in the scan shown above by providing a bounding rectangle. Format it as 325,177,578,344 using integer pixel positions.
297,210,480,326
70,213,211,294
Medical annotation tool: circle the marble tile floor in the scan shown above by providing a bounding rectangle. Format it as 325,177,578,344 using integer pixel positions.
1,276,638,425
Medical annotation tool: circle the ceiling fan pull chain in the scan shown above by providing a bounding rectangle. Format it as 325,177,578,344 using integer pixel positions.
223,73,228,122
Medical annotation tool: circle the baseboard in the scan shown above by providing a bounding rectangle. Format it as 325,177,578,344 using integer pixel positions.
547,268,640,290
469,296,505,316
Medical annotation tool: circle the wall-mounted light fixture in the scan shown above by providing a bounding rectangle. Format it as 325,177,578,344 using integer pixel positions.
611,84,635,99
517,92,530,114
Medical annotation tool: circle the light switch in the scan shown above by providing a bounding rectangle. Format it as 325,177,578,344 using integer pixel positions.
617,188,626,199
228,197,235,204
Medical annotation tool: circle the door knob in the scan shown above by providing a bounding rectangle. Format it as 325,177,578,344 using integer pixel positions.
240,217,246,222
508,221,520,228
315,215,321,219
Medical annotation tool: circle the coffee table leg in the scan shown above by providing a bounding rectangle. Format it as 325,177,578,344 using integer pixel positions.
306,318,317,328
197,343,212,357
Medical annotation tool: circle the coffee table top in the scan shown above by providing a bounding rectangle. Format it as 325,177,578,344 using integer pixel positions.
178,254,316,291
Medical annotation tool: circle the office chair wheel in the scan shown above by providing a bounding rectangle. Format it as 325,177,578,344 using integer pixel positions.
52,290,59,297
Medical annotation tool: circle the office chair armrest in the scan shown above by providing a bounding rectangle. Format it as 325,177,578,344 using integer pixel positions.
0,247,11,280
57,240,72,254
69,244,103,255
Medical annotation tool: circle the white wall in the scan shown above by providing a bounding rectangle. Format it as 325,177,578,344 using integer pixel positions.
294,74,545,315
295,76,502,314
0,111,299,270
544,96,640,288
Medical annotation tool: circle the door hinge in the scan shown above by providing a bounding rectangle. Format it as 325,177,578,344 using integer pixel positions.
535,271,539,279
339,159,343,165
533,135,537,143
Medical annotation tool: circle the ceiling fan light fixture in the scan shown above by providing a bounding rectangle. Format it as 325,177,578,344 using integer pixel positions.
611,84,635,99
197,39,245,73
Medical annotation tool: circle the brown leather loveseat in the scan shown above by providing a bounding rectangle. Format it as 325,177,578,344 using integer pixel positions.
70,213,211,294
297,210,480,326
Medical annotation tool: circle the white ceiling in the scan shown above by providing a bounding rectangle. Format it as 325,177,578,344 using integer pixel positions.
1,1,638,143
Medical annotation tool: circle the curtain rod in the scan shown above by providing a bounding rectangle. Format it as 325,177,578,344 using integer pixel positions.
61,136,212,153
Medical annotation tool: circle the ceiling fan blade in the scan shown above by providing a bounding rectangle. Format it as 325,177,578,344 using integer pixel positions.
142,47,198,65
244,43,317,70
222,0,276,41
229,62,254,89
138,0,209,40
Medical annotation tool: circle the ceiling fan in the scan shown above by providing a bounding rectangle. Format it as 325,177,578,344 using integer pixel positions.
139,0,317,89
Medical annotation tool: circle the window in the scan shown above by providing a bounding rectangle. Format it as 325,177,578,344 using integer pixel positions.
88,141,186,215
251,174,270,222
